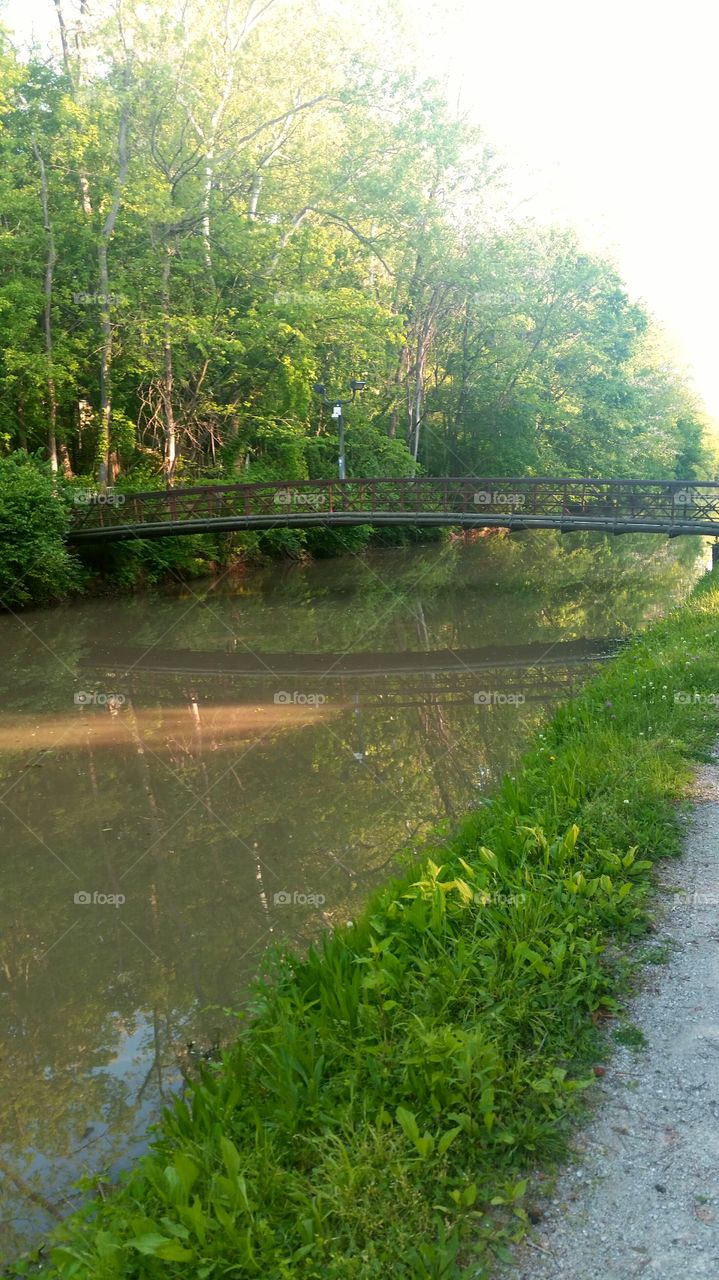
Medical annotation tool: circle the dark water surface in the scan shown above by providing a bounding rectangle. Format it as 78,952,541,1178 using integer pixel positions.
0,532,706,1256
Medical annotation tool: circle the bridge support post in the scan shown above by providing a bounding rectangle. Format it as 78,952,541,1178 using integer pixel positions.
712,540,719,570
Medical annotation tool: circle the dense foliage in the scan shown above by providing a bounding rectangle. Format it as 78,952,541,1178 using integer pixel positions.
0,0,712,500
0,452,80,606
16,566,719,1277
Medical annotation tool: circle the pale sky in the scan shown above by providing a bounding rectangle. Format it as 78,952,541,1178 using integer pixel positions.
3,0,719,416
414,0,719,418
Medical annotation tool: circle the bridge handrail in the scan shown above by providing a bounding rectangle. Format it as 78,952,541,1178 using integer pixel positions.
67,474,719,539
92,475,719,502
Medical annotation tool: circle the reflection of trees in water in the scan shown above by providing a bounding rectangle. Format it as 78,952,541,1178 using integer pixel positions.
0,683,545,1245
0,533,703,716
0,533,705,1255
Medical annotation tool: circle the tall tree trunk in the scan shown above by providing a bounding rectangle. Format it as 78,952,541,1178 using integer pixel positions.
97,68,131,485
55,0,133,483
31,137,59,474
181,1,290,275
161,246,177,481
199,60,235,282
59,442,73,478
52,0,72,80
388,344,410,440
16,402,27,451
410,328,429,463
247,172,262,219
201,143,217,276
246,94,303,221
97,260,112,486
52,0,93,216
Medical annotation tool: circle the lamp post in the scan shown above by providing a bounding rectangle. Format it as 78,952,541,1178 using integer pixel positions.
313,379,366,481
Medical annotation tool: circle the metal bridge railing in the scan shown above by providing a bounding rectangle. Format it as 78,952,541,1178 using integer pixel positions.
67,476,719,539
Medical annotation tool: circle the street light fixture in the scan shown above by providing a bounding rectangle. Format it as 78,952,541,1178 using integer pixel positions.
312,379,367,481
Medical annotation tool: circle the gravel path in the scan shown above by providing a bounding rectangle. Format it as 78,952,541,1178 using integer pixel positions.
501,757,719,1280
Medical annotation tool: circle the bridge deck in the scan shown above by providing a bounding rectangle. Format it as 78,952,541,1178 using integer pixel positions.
67,476,719,542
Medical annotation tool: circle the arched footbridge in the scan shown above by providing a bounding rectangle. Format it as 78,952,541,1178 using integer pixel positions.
67,476,719,543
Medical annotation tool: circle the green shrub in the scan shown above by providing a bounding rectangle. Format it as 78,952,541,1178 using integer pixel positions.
88,534,221,590
0,451,81,608
305,419,419,480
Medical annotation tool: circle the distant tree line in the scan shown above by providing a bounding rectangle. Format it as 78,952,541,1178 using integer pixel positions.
0,0,711,492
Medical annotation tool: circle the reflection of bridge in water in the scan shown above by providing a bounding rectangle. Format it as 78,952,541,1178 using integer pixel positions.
82,635,625,707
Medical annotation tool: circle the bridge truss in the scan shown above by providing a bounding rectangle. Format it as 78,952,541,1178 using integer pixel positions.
68,476,719,543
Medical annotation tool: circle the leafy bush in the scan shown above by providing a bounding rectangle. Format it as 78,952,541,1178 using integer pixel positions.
0,451,81,608
304,523,374,556
305,419,419,480
88,534,221,590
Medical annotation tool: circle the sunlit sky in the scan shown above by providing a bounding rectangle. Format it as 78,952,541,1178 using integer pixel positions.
3,0,718,417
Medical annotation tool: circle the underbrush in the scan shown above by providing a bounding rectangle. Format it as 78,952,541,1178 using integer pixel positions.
0,453,82,608
15,570,719,1279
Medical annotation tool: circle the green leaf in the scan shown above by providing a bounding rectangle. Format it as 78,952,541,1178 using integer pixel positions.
157,1241,194,1261
220,1135,242,1178
437,1125,462,1155
396,1106,421,1143
127,1233,173,1255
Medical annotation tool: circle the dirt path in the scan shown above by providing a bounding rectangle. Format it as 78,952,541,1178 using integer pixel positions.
502,758,719,1280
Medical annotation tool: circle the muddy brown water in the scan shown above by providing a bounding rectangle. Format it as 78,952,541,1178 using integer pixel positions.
0,532,706,1258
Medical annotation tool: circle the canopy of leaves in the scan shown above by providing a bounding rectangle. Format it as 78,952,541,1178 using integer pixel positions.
0,2,711,492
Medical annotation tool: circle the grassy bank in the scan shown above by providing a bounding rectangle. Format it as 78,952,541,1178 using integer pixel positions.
16,569,719,1280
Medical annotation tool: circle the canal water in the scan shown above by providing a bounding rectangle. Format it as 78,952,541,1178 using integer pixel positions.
0,532,706,1257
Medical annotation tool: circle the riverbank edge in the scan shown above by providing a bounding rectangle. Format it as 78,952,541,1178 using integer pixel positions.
496,753,719,1277
73,521,449,599
14,567,719,1280
60,517,450,609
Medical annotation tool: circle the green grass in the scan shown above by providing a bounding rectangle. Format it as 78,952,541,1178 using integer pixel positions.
15,567,719,1279
634,941,674,965
612,1025,648,1052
